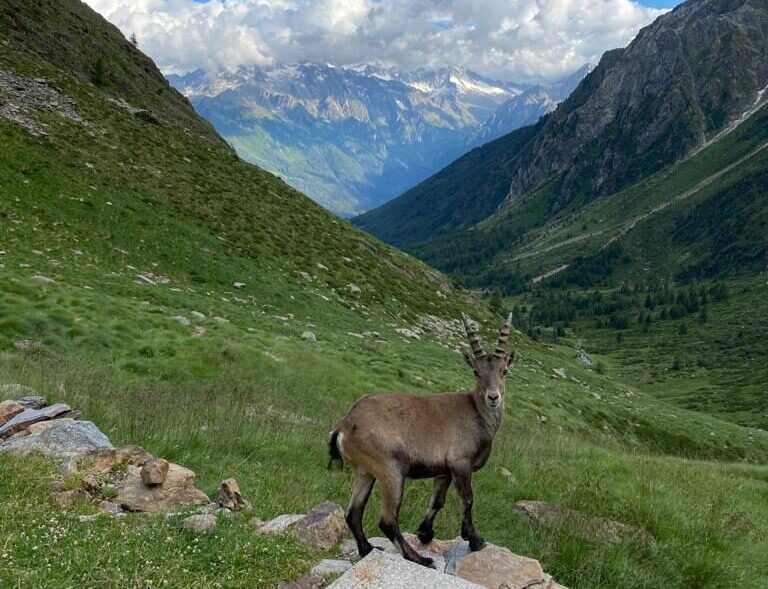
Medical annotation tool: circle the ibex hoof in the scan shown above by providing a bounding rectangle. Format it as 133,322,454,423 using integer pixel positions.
417,526,435,545
419,556,436,569
469,536,486,551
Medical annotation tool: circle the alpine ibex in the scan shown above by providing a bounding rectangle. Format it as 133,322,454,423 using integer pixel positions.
329,313,515,567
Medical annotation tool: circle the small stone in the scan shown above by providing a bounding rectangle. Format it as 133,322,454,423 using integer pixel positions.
260,514,305,533
15,395,47,409
233,282,246,289
215,507,233,518
279,574,327,589
310,559,353,578
395,328,420,340
345,283,361,295
217,477,251,512
182,514,217,534
99,501,123,515
294,502,347,552
552,368,567,379
52,489,89,509
171,315,191,326
141,458,170,486
81,474,101,495
298,271,313,283
0,401,24,426
301,331,317,343
77,515,99,523
32,274,55,284
190,311,206,321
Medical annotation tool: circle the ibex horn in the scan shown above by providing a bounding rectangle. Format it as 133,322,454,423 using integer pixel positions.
493,312,514,358
461,313,486,358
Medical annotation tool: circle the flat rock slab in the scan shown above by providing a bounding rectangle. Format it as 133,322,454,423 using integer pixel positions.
327,550,485,589
0,418,113,460
0,403,70,439
455,545,554,589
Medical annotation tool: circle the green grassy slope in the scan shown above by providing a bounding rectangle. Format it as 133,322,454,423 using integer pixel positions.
2,1,768,588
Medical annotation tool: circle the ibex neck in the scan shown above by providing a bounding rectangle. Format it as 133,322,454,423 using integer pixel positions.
472,392,504,438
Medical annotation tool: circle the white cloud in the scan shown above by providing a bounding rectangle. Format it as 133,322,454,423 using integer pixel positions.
85,0,665,81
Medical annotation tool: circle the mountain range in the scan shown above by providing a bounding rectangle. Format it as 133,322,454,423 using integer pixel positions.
168,63,591,216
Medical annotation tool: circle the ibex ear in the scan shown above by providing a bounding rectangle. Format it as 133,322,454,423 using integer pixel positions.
504,350,517,374
463,351,475,368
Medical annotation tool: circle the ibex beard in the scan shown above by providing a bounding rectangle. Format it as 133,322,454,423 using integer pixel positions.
329,313,516,568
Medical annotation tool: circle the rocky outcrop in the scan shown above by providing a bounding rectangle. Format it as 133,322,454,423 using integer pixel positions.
0,418,113,460
505,0,768,208
0,403,71,439
114,463,209,513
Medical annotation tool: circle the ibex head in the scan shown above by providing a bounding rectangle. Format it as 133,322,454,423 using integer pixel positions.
461,313,516,410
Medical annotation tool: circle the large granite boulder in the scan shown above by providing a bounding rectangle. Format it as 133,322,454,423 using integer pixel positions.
455,545,557,589
0,418,113,460
328,550,484,589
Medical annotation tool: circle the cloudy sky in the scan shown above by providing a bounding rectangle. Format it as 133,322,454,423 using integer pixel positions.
85,0,680,82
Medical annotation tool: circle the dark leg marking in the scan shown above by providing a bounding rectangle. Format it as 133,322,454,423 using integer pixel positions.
346,471,375,557
379,473,435,568
452,470,486,552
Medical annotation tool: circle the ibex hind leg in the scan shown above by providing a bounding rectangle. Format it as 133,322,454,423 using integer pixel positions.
346,471,376,557
378,472,435,568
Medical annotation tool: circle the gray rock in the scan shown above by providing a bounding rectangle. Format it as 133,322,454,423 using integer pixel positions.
0,418,113,462
259,514,305,533
190,311,206,321
16,395,48,409
311,559,353,578
301,331,317,343
32,274,55,284
171,315,191,326
99,501,123,515
0,403,71,439
294,502,347,551
455,544,556,589
327,550,484,589
345,283,361,295
218,477,251,512
182,514,217,534
233,282,246,289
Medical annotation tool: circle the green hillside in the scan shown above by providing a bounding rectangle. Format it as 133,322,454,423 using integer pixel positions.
1,1,768,589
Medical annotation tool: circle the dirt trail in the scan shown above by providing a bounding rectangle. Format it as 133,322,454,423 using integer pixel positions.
603,139,768,249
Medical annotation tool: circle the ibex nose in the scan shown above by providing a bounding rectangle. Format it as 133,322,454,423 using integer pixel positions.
487,392,500,402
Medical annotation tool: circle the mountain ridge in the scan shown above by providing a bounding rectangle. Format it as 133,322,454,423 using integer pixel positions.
168,63,589,215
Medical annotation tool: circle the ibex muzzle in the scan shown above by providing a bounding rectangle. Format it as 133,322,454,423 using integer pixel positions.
329,313,516,567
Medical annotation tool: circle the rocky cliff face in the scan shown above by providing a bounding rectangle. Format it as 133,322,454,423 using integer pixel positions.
505,0,768,209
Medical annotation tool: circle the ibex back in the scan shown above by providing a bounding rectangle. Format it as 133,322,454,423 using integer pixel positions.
329,313,516,567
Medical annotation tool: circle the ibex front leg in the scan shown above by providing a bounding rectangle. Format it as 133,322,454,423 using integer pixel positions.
452,469,486,551
417,475,451,544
